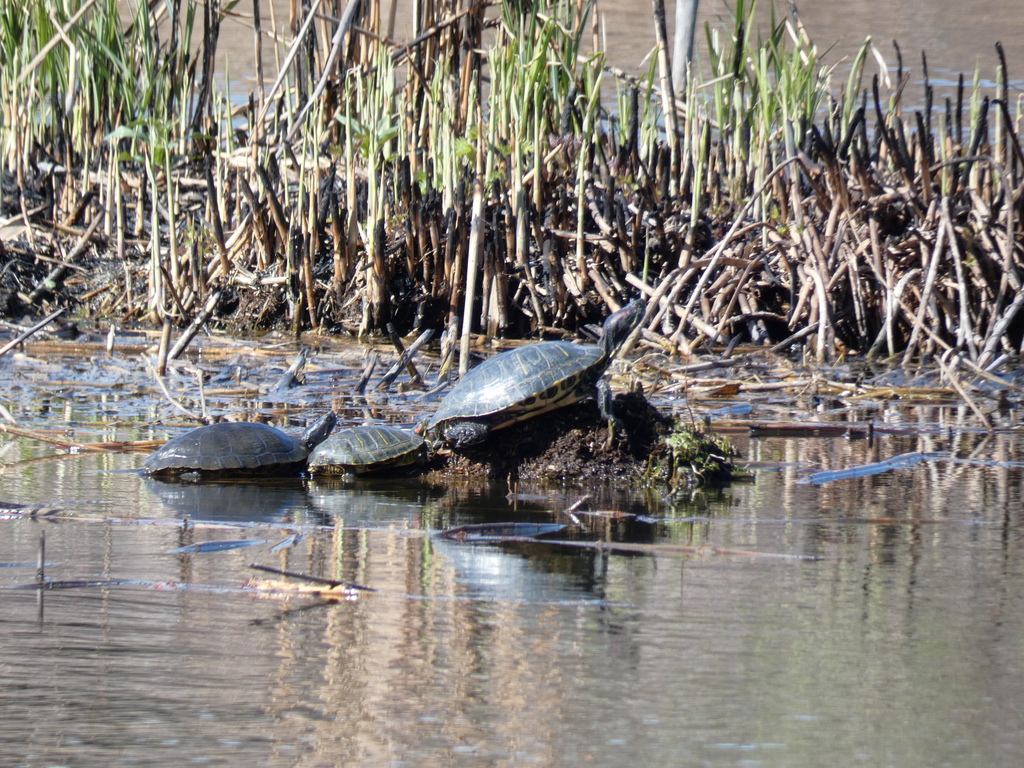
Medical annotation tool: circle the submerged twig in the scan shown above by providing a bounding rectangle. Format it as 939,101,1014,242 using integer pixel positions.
799,451,944,485
148,363,205,423
0,423,78,448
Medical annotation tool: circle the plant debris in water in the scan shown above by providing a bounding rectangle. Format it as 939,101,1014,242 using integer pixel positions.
651,421,738,493
438,522,568,542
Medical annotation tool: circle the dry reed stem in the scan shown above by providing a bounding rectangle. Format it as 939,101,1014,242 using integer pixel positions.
2,0,1023,419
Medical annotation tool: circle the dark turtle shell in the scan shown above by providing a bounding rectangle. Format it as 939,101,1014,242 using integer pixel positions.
427,299,644,445
308,425,427,476
146,412,337,476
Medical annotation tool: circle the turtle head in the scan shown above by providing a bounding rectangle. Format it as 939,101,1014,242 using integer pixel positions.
302,411,338,450
599,299,645,357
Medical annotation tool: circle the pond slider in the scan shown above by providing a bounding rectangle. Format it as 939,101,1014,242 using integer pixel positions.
145,411,337,477
307,425,428,476
425,299,645,447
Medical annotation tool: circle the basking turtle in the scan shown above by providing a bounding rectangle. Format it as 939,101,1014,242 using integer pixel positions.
307,425,428,476
145,411,337,477
426,299,644,447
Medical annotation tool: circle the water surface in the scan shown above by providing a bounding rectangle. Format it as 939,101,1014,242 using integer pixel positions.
2,336,1023,766
217,1,1022,98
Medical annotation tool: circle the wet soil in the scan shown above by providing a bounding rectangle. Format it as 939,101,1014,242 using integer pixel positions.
427,389,681,485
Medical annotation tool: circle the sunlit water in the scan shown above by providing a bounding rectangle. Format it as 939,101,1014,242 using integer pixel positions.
215,1,1022,104
2,338,1023,767
6,3,1022,763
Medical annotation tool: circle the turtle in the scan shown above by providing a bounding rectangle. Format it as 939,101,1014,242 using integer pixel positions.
307,425,428,476
425,299,645,447
145,411,337,477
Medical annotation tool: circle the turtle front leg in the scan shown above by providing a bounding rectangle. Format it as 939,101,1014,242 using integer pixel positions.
596,378,617,424
596,378,621,449
443,419,492,448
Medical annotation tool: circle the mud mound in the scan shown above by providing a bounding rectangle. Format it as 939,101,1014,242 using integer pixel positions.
432,389,673,484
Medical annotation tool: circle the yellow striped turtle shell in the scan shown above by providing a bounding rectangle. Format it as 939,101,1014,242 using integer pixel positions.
427,300,644,446
308,425,427,476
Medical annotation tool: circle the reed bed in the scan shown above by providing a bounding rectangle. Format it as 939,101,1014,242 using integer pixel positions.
1,0,1023,381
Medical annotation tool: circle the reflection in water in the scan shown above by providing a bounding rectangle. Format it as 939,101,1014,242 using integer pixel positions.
307,479,441,527
144,476,319,523
2,424,1024,764
3,497,1021,766
432,537,607,604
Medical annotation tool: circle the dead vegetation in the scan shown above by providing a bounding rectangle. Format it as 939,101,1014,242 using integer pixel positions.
1,0,1023,397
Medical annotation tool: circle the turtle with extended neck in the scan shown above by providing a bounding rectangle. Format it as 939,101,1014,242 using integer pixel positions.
424,300,644,448
146,412,337,477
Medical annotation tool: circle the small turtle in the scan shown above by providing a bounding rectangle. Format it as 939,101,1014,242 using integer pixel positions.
307,425,428,476
145,411,337,477
425,299,644,447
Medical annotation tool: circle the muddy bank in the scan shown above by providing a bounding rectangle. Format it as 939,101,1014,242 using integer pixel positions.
425,390,735,490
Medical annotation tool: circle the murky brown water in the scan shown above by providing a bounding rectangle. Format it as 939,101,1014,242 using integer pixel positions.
2,334,1024,766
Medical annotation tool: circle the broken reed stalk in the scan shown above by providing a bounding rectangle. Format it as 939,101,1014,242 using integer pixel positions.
0,308,66,358
3,0,1024,400
248,562,377,592
381,323,426,388
271,348,308,392
460,177,485,376
377,327,434,390
155,317,172,376
354,352,378,395
168,291,221,360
